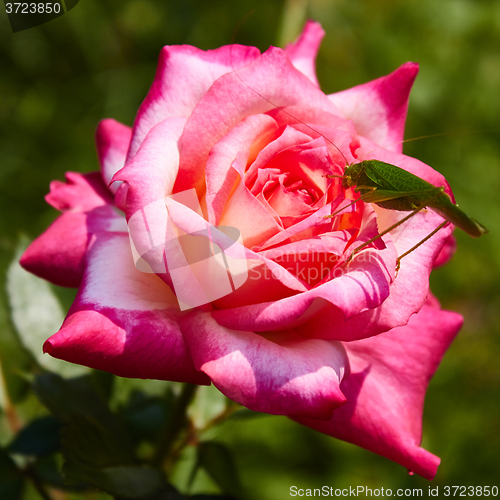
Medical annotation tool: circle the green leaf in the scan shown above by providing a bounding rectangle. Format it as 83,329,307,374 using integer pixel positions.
61,415,135,469
196,442,243,499
120,390,173,441
115,483,186,500
5,238,88,377
8,416,61,456
65,463,166,499
227,408,268,421
32,372,123,429
32,373,139,474
111,377,174,410
0,249,32,404
0,448,25,500
33,455,88,492
58,393,168,498
61,414,166,497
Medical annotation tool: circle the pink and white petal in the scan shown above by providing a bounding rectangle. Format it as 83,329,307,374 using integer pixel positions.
127,45,261,161
175,46,342,195
182,312,348,418
284,20,325,87
46,172,114,212
294,298,463,479
20,206,126,288
95,119,132,193
329,62,419,153
112,117,187,220
43,233,208,384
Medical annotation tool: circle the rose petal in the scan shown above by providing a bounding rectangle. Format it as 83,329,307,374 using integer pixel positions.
46,172,113,212
20,208,125,288
127,44,261,161
44,233,208,384
219,180,283,249
284,20,325,87
433,233,456,268
329,62,419,153
20,173,124,288
294,298,463,479
112,117,187,220
182,312,348,418
212,240,396,331
95,119,132,193
205,113,280,225
175,46,343,196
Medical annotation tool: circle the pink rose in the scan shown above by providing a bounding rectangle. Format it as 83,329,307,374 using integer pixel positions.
21,21,462,479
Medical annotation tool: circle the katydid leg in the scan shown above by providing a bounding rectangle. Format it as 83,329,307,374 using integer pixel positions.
343,205,425,266
395,220,448,271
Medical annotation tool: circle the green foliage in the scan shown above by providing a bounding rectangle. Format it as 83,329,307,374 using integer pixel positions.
8,416,61,457
0,448,25,499
0,0,499,499
191,442,243,499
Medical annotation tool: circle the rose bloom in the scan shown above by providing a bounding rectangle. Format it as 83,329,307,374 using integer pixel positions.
21,21,462,479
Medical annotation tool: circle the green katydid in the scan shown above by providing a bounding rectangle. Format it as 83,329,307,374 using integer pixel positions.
326,157,489,269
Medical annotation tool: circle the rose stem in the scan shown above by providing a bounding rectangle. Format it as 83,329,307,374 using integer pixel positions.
152,383,198,469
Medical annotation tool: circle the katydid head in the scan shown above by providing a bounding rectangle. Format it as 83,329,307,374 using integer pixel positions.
342,162,365,188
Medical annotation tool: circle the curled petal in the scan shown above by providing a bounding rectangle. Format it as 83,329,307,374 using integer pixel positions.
297,208,453,341
213,241,396,332
182,312,348,418
205,113,280,225
294,298,463,479
112,117,187,220
433,233,456,268
95,119,132,193
44,233,208,384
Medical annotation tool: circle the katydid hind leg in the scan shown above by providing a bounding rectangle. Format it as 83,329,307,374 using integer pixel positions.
395,220,449,272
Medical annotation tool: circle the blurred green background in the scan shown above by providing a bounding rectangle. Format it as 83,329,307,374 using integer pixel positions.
0,0,499,498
